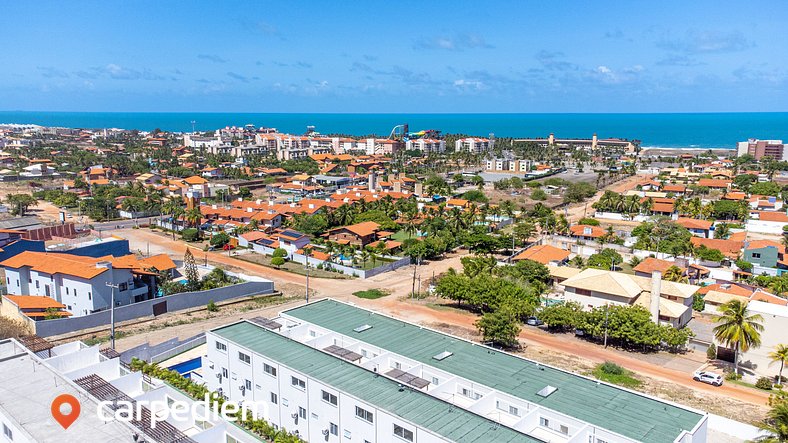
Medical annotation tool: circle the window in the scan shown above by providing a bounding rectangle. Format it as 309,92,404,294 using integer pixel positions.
329,422,338,436
394,424,414,442
244,379,252,390
66,287,69,295
222,368,229,378
559,424,569,435
238,351,251,364
35,280,39,289
355,406,374,423
264,363,277,377
216,341,227,352
309,330,316,337
540,417,549,427
226,435,240,443
3,423,12,440
119,282,128,292
270,392,278,404
432,377,439,385
753,253,761,259
88,292,91,300
298,407,306,419
5,277,8,285
391,361,401,369
509,405,520,417
322,390,338,406
291,376,306,389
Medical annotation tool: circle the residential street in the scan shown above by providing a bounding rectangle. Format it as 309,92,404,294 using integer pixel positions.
113,225,771,414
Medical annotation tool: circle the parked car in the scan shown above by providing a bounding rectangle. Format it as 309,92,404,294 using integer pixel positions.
222,244,235,251
526,316,544,326
692,371,723,386
574,329,585,336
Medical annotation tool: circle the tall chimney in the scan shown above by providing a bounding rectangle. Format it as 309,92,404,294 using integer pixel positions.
650,271,661,323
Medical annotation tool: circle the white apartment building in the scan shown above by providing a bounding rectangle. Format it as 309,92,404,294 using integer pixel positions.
332,137,357,154
0,252,150,317
184,134,223,149
0,337,259,443
485,158,532,173
205,299,709,443
455,137,494,154
405,138,446,154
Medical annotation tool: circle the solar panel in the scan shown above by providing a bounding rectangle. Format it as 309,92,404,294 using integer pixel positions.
385,368,431,389
248,317,282,330
324,345,362,362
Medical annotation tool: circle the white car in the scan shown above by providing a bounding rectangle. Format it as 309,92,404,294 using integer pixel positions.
692,371,723,386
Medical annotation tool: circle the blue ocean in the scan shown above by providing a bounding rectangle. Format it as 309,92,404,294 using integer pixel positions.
2,111,787,149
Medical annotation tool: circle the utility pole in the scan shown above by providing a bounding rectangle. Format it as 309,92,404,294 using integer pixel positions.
603,303,609,349
305,257,310,303
104,267,120,350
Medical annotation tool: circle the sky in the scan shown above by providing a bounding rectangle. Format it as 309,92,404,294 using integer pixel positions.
1,0,787,113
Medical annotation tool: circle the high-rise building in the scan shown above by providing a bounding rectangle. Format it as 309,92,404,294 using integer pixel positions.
737,139,786,161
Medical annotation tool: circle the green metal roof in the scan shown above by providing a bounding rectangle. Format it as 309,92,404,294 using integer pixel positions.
213,321,539,443
283,299,705,443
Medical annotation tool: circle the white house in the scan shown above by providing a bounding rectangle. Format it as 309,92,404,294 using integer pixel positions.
0,251,151,317
747,211,788,234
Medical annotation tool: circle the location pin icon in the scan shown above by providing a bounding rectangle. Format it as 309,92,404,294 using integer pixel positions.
51,394,81,430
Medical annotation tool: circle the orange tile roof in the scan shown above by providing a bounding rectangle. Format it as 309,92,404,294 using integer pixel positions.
651,202,675,213
662,184,687,192
1,251,110,279
183,175,208,185
729,231,747,242
750,289,788,306
757,211,788,223
675,218,712,231
690,237,743,258
633,257,680,275
3,295,67,310
139,254,177,271
512,244,570,264
332,221,380,237
696,283,753,297
697,179,731,188
569,225,606,238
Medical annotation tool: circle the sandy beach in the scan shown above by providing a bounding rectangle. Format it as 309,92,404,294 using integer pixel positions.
640,147,735,157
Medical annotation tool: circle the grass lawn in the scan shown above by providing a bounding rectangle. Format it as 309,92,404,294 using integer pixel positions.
353,289,389,299
389,229,416,243
591,362,643,389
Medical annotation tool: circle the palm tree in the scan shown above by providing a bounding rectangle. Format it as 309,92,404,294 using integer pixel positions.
770,344,788,386
185,207,202,229
663,265,688,283
715,223,731,240
755,401,788,442
713,299,764,375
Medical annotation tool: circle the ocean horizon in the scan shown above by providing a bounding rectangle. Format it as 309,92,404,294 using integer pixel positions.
2,111,788,149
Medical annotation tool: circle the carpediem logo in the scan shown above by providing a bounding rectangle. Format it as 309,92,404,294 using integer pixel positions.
96,395,268,428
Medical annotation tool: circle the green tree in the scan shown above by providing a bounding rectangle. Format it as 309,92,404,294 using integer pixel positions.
751,181,782,197
271,257,285,268
587,248,623,270
563,182,596,204
184,249,199,290
475,309,521,348
209,232,230,248
754,400,788,442
663,265,688,283
770,344,788,386
538,302,585,332
5,194,37,216
713,299,764,375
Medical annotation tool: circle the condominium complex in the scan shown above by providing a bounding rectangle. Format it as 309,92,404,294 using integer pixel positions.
205,299,707,443
485,158,533,173
455,137,494,154
405,138,446,154
737,139,787,161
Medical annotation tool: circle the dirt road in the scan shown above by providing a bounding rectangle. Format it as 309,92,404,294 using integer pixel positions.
564,174,646,223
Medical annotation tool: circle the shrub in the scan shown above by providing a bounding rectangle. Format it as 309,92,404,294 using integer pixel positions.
693,293,706,312
599,361,625,376
271,257,285,268
706,343,717,360
530,189,547,201
756,377,773,390
209,232,230,247
181,228,200,242
353,289,389,299
206,300,218,312
272,248,288,258
725,371,742,381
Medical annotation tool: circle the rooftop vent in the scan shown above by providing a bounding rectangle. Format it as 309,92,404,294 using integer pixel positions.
536,385,558,398
432,351,453,361
353,324,373,333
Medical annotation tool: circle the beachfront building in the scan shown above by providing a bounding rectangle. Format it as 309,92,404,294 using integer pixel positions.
405,138,445,154
455,137,494,154
737,139,787,161
205,299,708,443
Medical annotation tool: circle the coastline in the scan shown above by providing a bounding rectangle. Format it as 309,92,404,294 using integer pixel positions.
640,147,734,157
